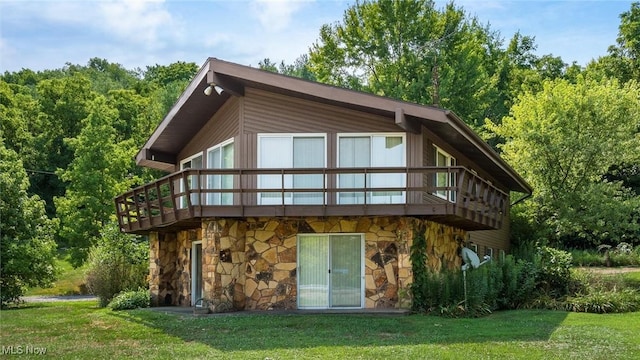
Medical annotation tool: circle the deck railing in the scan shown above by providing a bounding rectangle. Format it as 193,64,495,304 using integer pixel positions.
114,166,508,233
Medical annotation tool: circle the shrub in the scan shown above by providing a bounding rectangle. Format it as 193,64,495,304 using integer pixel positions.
536,246,573,297
498,255,538,309
570,249,605,267
565,289,640,313
85,223,149,307
108,288,150,310
572,244,640,267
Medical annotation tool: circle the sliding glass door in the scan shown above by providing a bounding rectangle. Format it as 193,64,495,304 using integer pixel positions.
206,140,234,205
180,153,203,208
338,134,406,204
297,234,363,309
258,134,325,205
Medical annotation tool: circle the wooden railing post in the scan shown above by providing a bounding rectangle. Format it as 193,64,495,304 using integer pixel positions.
114,166,510,233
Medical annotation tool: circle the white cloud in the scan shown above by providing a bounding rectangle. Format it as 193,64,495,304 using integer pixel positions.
97,0,180,47
2,0,180,48
250,0,311,32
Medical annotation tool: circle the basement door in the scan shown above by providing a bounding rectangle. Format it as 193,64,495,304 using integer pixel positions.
191,241,203,306
297,234,364,309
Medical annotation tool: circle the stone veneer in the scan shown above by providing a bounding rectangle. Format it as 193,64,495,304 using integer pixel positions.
148,216,466,310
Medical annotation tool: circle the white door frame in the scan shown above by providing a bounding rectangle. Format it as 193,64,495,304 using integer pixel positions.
296,233,364,309
191,240,203,307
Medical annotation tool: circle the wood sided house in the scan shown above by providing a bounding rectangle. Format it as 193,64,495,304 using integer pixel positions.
115,57,532,311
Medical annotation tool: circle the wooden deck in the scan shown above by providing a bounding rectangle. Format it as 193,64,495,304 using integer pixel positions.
115,166,508,233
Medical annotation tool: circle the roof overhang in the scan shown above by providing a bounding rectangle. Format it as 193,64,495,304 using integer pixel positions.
136,57,531,194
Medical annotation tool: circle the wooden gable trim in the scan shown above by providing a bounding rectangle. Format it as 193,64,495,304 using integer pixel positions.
395,107,420,134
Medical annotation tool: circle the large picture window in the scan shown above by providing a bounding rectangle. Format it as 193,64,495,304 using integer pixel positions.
434,146,456,202
337,133,406,204
258,134,326,205
206,139,234,205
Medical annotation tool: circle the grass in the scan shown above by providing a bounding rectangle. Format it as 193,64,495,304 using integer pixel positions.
25,250,88,296
1,301,639,359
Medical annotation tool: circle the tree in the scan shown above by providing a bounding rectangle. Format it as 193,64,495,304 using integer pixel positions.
31,75,96,217
55,96,137,266
259,55,317,81
586,3,640,83
0,139,57,305
489,77,640,247
308,0,502,128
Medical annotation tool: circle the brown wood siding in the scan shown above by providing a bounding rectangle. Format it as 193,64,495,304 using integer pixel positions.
177,97,240,169
468,205,511,254
422,129,436,203
243,88,399,134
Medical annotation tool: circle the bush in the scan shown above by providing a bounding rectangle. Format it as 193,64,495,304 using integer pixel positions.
566,289,640,313
85,223,149,307
570,249,605,267
410,240,640,316
108,288,151,310
498,255,538,309
412,266,498,317
536,246,573,297
571,244,640,267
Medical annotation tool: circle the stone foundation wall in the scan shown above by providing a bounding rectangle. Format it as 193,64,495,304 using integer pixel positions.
201,219,247,312
149,232,178,306
150,216,465,310
244,219,299,310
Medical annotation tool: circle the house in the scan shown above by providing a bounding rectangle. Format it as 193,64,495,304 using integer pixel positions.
115,57,532,311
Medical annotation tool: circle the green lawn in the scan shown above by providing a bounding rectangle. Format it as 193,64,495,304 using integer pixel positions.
1,301,639,359
25,250,88,296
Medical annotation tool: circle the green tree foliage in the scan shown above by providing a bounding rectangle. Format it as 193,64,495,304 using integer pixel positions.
143,62,198,115
308,0,512,129
0,81,39,163
258,54,316,81
30,75,97,217
144,61,198,86
55,96,137,266
0,139,57,305
489,78,640,247
586,2,640,83
1,58,190,265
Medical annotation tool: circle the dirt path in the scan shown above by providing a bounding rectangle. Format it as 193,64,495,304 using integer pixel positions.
22,295,98,303
578,267,640,275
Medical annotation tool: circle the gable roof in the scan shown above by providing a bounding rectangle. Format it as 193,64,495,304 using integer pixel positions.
137,57,531,194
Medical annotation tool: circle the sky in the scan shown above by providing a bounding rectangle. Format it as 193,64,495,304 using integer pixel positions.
0,0,635,73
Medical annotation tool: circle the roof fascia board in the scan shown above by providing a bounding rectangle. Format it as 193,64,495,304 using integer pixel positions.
395,107,420,134
209,58,450,123
206,69,244,97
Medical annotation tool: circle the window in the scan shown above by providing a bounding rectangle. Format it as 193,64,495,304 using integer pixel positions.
434,146,457,202
180,152,203,207
258,134,326,205
337,133,406,204
206,139,234,205
485,247,494,259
